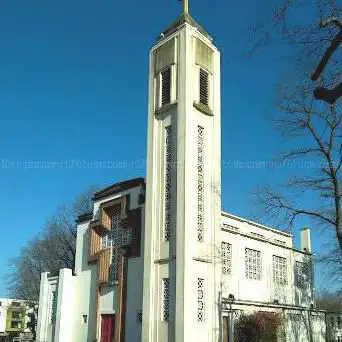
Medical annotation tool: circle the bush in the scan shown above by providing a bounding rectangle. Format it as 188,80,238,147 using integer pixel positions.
234,311,282,342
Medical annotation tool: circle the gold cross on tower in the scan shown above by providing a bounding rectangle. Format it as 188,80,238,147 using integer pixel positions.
184,0,189,15
180,0,189,15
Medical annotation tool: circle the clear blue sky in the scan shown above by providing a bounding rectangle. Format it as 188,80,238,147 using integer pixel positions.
0,0,332,296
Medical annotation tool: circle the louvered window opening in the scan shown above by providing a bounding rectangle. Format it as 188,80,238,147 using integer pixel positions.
199,68,209,106
161,68,171,106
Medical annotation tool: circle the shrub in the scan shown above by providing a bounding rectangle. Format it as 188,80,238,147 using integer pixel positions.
234,311,282,342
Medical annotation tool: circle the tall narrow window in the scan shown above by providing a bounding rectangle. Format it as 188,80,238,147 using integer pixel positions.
295,261,310,288
161,67,171,106
164,126,173,241
109,214,133,282
330,316,335,328
101,233,110,249
245,248,262,280
11,321,19,329
197,126,204,242
50,291,57,325
197,278,205,322
221,242,232,275
11,311,20,319
162,278,170,321
199,68,209,106
272,255,287,285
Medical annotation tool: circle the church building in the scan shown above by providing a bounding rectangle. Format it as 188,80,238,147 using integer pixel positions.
36,3,328,342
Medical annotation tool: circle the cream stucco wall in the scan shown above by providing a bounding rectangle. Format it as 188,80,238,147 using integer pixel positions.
72,220,97,342
54,269,75,342
36,274,59,342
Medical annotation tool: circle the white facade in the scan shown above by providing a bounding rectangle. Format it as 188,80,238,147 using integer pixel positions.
36,9,330,342
221,214,314,307
219,214,326,341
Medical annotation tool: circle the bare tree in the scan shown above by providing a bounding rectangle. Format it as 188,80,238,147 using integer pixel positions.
249,0,341,104
6,186,96,302
249,1,342,273
256,82,342,246
311,16,342,104
316,290,342,312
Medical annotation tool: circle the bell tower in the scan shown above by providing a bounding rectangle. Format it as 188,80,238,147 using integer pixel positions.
142,6,222,342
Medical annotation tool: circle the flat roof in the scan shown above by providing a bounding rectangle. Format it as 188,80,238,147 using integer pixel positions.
221,211,292,238
92,177,145,201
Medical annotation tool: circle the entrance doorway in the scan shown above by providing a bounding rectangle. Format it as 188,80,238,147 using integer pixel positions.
223,316,229,342
100,314,115,342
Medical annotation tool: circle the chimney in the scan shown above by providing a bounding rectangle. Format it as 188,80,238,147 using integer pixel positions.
300,228,311,253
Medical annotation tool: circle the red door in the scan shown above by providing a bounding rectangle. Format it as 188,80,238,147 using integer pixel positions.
100,315,115,342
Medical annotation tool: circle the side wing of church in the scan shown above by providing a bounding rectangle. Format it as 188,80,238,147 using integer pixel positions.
36,7,329,342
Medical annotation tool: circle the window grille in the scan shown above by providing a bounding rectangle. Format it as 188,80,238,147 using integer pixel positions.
250,232,264,239
161,68,171,106
11,321,19,329
197,126,204,242
107,214,133,282
122,226,133,246
288,313,302,322
295,261,310,288
110,253,121,282
199,68,209,106
245,248,261,280
50,291,57,325
11,311,20,319
162,278,170,321
101,233,110,249
222,223,239,231
272,255,287,285
197,278,205,322
164,126,173,241
221,242,232,275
